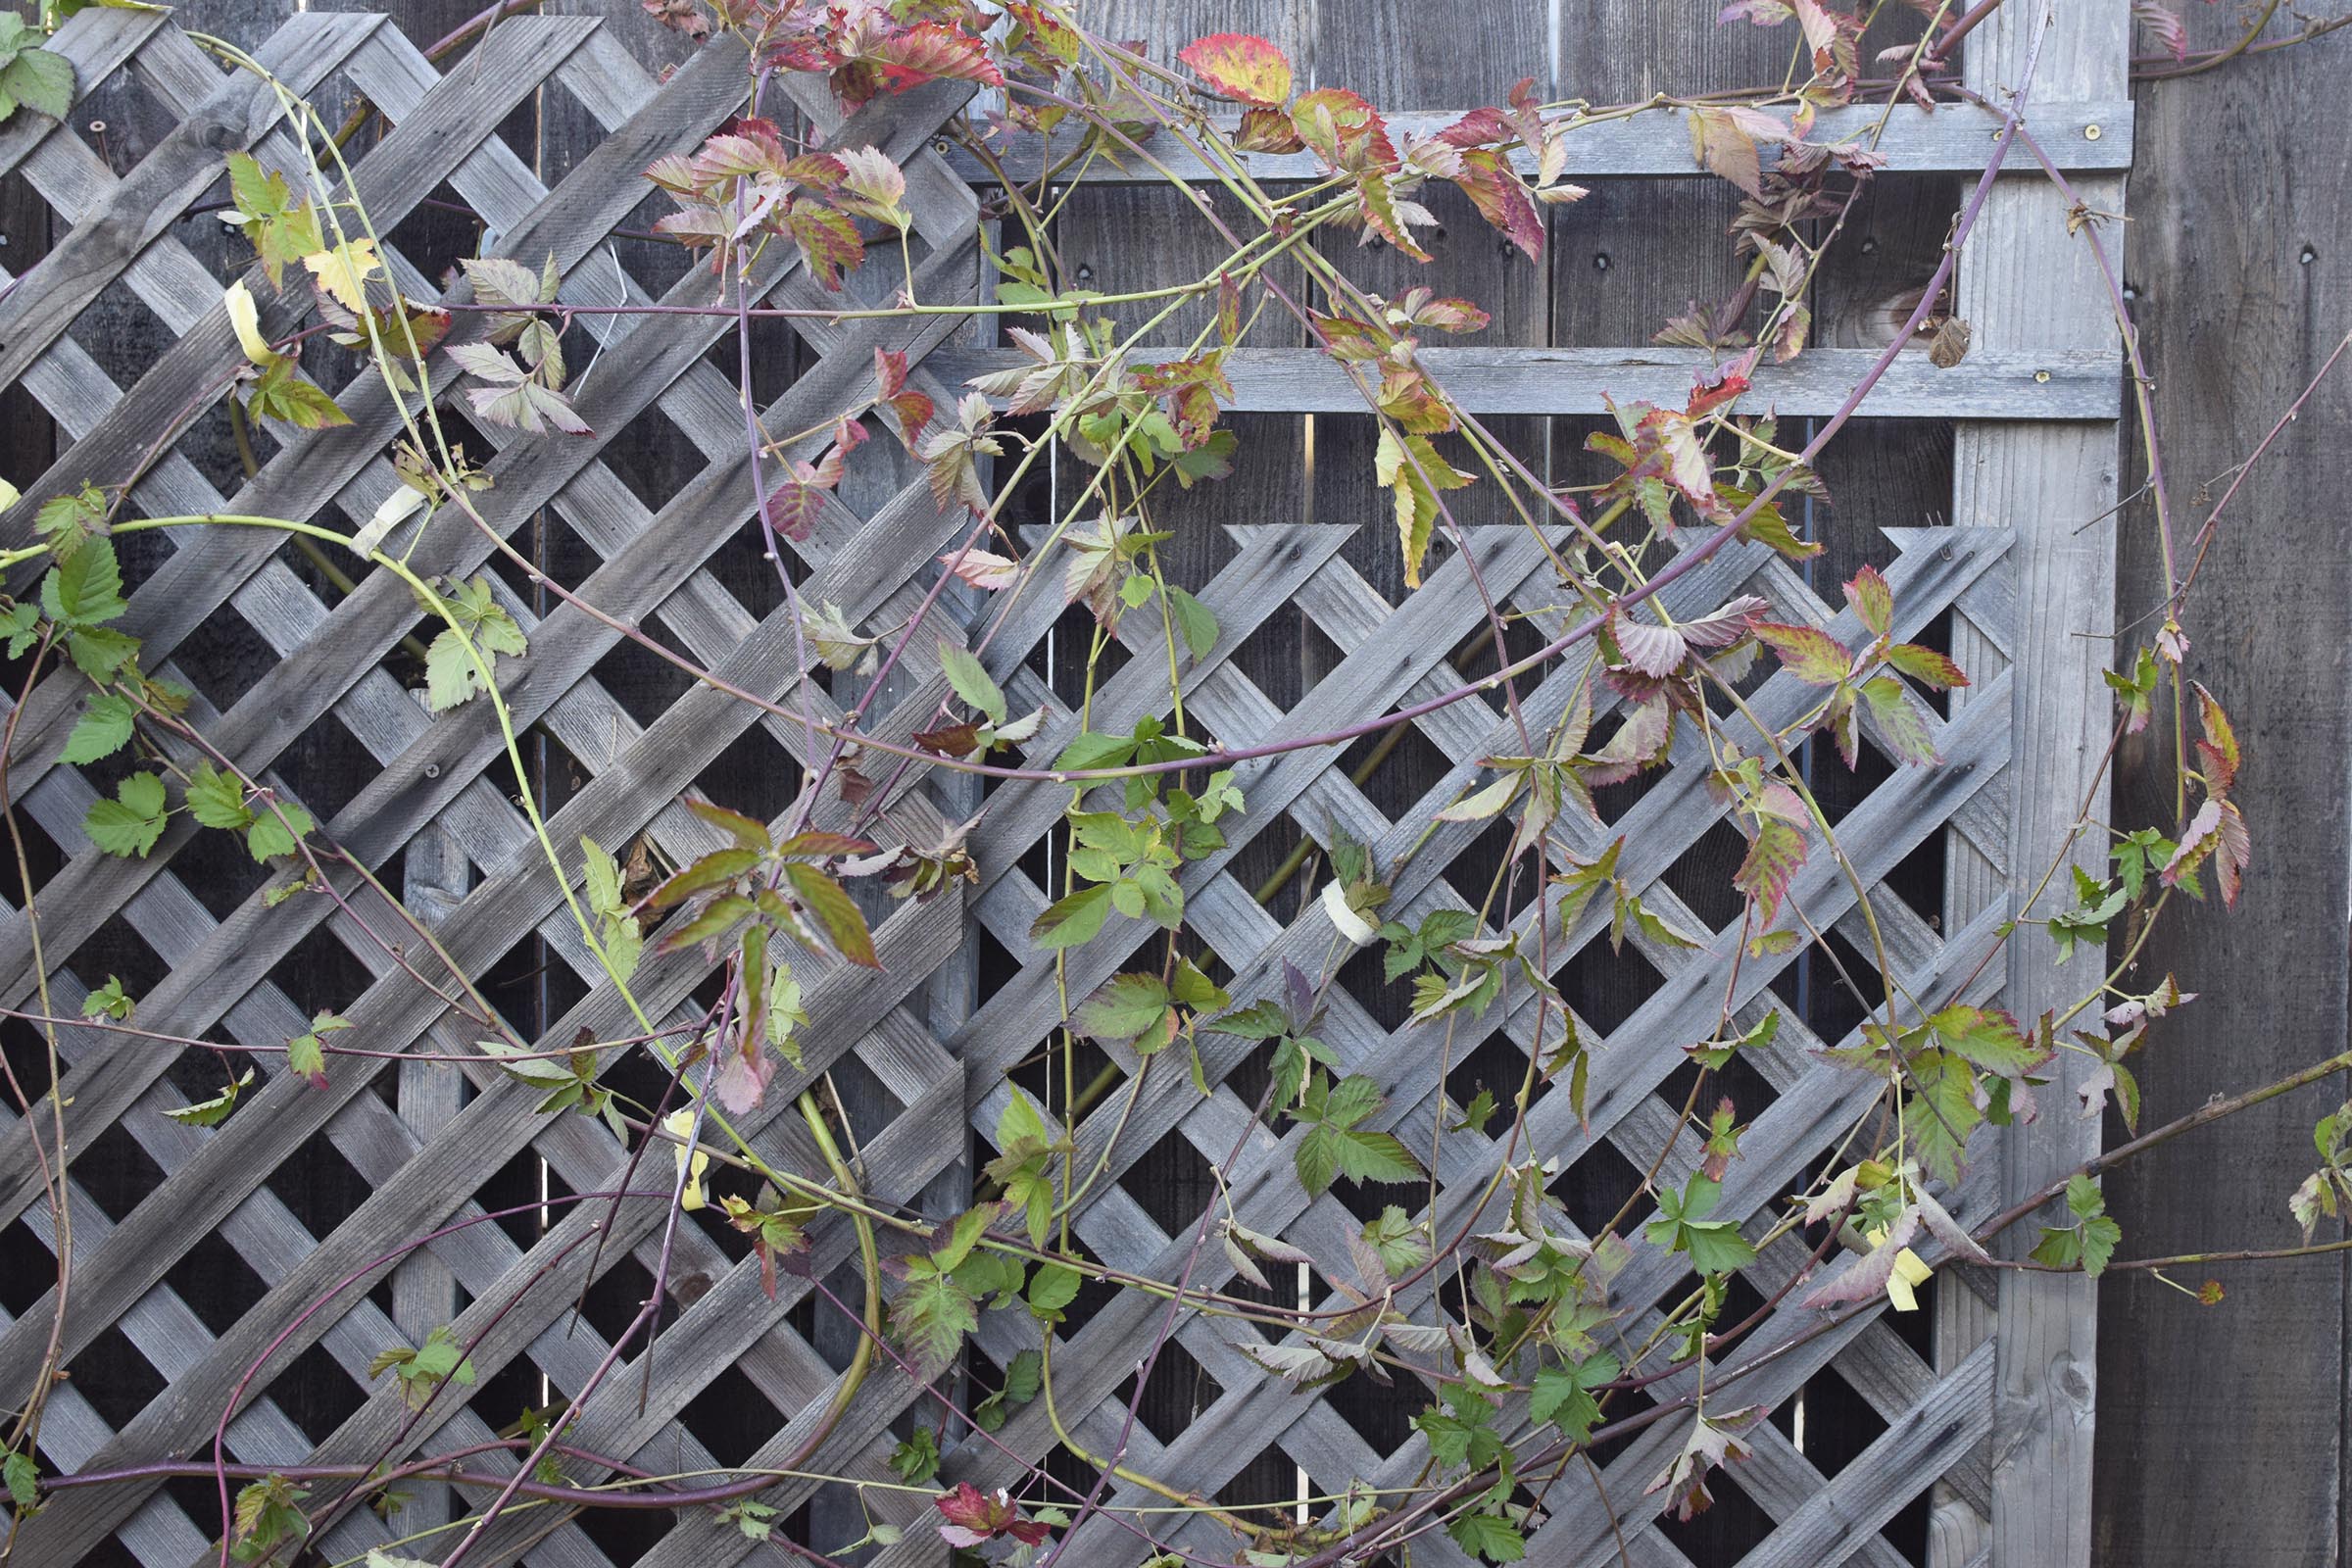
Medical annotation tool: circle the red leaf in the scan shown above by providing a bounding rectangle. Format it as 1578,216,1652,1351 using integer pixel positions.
1685,370,1750,419
1753,621,1852,685
1177,32,1293,107
763,469,829,542
2191,681,2240,800
784,861,879,966
1449,148,1544,260
1233,106,1305,153
1609,612,1688,678
1292,87,1396,174
1842,564,1892,637
864,23,1004,93
1736,813,1809,928
786,203,863,290
940,548,1021,591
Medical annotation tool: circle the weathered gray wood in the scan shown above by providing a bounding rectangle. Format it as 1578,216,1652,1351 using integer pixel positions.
938,100,2135,185
2096,11,2352,1567
933,343,2122,419
0,13,383,390
1955,6,2127,1567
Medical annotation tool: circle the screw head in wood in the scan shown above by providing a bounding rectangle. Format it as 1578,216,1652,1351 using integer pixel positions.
2034,369,2051,383
2083,123,2103,141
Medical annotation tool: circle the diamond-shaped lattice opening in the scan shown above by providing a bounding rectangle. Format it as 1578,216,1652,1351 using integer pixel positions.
0,802,63,905
68,273,177,407
1553,1138,1643,1240
66,908,170,1017
481,1143,561,1252
1659,815,1758,934
164,595,280,713
74,1116,166,1226
1123,1125,1217,1239
1126,1335,1217,1448
575,1497,683,1566
1443,1030,1534,1133
268,1327,375,1446
0,1015,58,1109
67,1320,166,1434
1319,1348,1417,1461
265,917,379,1033
690,710,803,827
264,1125,374,1246
1885,826,1950,937
0,1218,54,1318
1657,1045,1781,1131
1804,925,1886,1045
576,1250,657,1352
1649,1431,1777,1560
1423,805,1515,922
1788,1355,1895,1483
587,632,693,733
602,400,715,518
674,1359,782,1469
271,710,377,826
1556,936,1665,1040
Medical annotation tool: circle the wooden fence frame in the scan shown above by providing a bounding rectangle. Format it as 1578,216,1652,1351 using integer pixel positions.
0,3,2131,1564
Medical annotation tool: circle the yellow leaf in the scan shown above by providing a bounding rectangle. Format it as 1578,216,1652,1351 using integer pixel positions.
663,1107,710,1211
223,279,278,367
1865,1224,1934,1312
303,237,381,313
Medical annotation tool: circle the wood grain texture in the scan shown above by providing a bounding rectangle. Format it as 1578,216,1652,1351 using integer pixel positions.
1953,6,2127,1566
2096,13,2352,1568
937,100,2135,184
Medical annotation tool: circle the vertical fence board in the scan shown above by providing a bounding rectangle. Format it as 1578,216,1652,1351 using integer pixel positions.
2097,14,2352,1568
1954,5,2128,1565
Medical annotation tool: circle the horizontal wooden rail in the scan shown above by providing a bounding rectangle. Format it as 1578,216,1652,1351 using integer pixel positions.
934,344,2122,420
940,99,2132,184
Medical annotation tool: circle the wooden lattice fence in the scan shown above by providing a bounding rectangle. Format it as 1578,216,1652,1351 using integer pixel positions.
0,3,2132,1566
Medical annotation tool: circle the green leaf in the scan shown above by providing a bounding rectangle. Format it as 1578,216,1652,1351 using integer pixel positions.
937,639,1006,726
888,1427,940,1484
1030,882,1111,950
579,837,628,920
59,692,135,764
244,801,315,862
1677,1220,1757,1276
84,771,168,858
3,1446,35,1508
0,46,74,122
1296,1122,1418,1198
185,761,255,830
0,602,38,661
1052,730,1136,772
933,1203,999,1271
81,973,132,1021
284,1011,348,1089
1164,584,1219,660
245,357,349,429
2079,1213,2122,1278
164,1067,253,1128
64,626,139,680
1928,1004,2038,1076
1529,1363,1605,1442
1025,1260,1081,1318
889,1256,978,1378
1446,1511,1528,1563
41,536,126,627
1073,973,1170,1043
1859,674,1937,766
1843,564,1892,638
